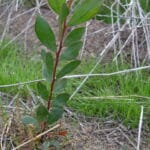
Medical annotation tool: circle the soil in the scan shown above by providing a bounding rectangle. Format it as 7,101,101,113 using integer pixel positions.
62,111,150,150
0,3,115,60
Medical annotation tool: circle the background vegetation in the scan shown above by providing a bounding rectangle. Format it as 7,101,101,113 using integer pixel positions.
0,40,150,129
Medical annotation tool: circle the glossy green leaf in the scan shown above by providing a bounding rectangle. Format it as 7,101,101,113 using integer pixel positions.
48,0,66,14
68,0,101,26
36,105,49,122
57,60,81,78
35,15,56,51
53,93,70,108
48,107,64,124
61,41,83,60
54,78,67,93
21,115,39,128
59,3,69,24
64,27,85,46
37,82,49,100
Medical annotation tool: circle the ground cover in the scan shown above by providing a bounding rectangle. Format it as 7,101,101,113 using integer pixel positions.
0,40,150,130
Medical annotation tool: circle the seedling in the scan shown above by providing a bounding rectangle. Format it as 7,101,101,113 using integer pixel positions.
22,0,101,132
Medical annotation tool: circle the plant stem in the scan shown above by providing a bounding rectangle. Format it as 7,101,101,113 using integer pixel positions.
67,0,73,7
47,0,74,112
47,20,67,111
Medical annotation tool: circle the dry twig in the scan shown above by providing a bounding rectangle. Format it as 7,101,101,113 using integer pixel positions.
13,124,60,150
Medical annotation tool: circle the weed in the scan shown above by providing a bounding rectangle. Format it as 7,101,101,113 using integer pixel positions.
20,0,102,148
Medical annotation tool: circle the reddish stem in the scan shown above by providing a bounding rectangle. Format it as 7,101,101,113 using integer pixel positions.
47,0,74,111
47,21,67,111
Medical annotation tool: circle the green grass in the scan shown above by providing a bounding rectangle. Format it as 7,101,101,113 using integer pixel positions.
67,61,150,128
0,40,42,95
0,40,150,129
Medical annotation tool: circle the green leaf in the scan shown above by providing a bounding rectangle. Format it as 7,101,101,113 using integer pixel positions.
53,93,70,108
36,105,49,122
54,78,67,93
42,65,52,82
45,52,53,75
35,15,57,51
41,50,53,81
47,107,64,124
64,27,85,46
37,82,49,100
41,50,54,68
41,49,46,62
61,41,83,60
68,0,101,26
59,3,69,24
42,141,50,150
48,0,66,14
57,60,81,78
21,115,39,128
43,140,60,150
